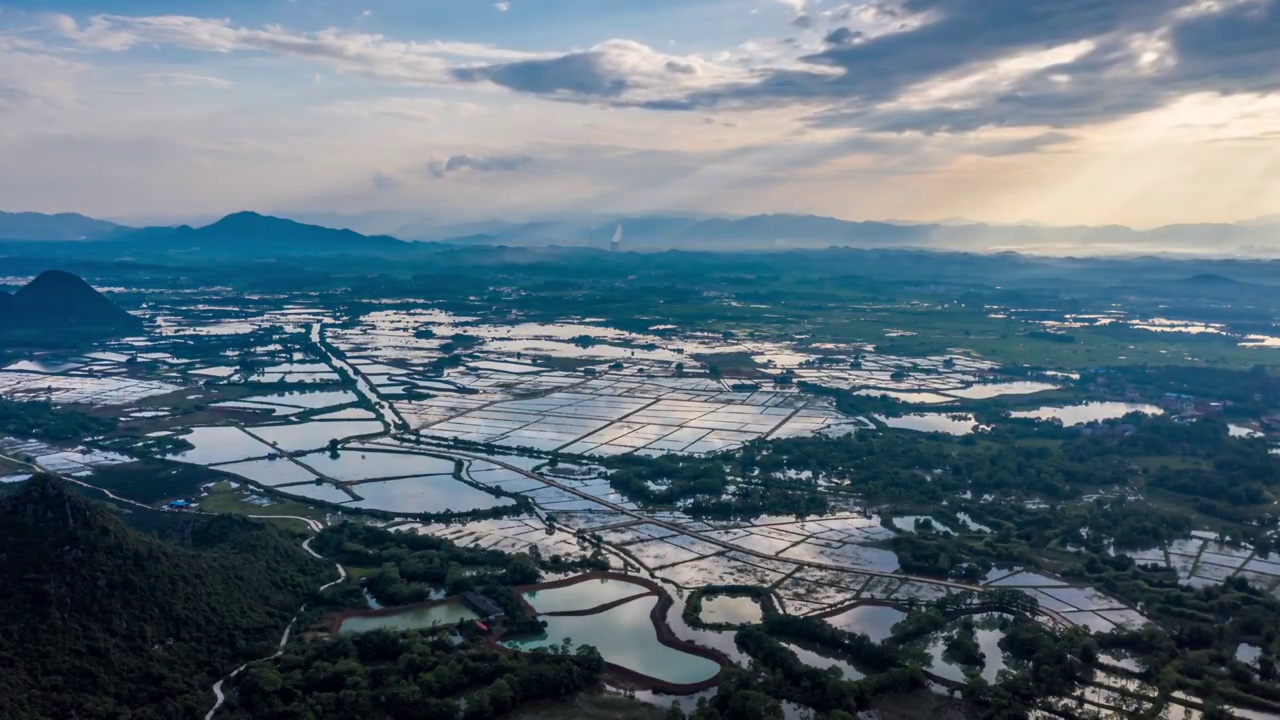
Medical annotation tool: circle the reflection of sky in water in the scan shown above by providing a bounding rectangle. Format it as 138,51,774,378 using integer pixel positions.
783,641,865,680
505,595,721,685
217,458,320,487
346,476,514,513
299,451,454,481
1012,402,1162,425
250,420,384,452
523,578,651,614
822,605,906,643
921,617,1010,683
943,381,1058,399
700,595,764,625
876,413,977,436
170,426,271,465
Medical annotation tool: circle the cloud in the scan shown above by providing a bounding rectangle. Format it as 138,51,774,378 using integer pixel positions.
144,72,233,89
46,13,543,86
0,38,84,112
426,153,533,178
36,2,1280,137
965,131,1075,157
645,0,1280,132
451,39,748,100
494,2,511,12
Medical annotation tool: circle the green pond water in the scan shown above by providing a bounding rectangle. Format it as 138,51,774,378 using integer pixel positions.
339,601,478,634
505,595,721,685
699,595,764,625
523,578,651,614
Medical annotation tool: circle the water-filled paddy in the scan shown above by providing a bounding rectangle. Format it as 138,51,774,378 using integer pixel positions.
504,595,721,685
346,476,515,514
217,458,320,487
699,595,764,625
298,450,455,481
339,601,478,634
249,390,362,408
170,426,271,465
274,482,356,505
249,420,384,453
523,578,652,615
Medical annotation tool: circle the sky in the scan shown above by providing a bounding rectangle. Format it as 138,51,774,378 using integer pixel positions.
0,0,1278,229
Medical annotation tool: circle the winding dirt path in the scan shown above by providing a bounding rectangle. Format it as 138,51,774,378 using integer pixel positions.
204,518,346,720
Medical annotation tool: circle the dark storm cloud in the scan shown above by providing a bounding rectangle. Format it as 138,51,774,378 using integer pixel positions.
427,154,533,178
661,0,1280,131
1164,0,1280,93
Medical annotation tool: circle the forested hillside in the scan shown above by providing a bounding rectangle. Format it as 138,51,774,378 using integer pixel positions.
0,476,328,720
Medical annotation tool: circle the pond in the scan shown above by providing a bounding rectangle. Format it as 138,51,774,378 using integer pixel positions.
339,600,478,634
504,595,721,685
523,578,653,615
298,450,456,482
1011,402,1163,425
1238,643,1263,665
169,426,272,465
891,515,952,534
876,413,978,436
917,614,1012,684
944,381,1059,400
699,595,764,625
782,641,865,680
821,604,906,643
346,476,516,514
1230,425,1264,439
250,420,385,453
217,458,320,487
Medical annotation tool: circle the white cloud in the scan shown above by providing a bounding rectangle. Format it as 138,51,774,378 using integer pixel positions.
495,2,511,12
0,36,84,112
47,13,546,87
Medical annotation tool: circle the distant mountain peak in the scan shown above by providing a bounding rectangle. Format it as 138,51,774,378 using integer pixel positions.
0,210,125,241
1182,273,1242,284
107,210,408,257
1,269,141,338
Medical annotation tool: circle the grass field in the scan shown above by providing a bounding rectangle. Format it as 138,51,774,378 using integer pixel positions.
199,480,332,523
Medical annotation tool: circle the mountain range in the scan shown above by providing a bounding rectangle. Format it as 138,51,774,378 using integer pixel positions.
0,210,126,241
2,208,1279,257
0,270,142,338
